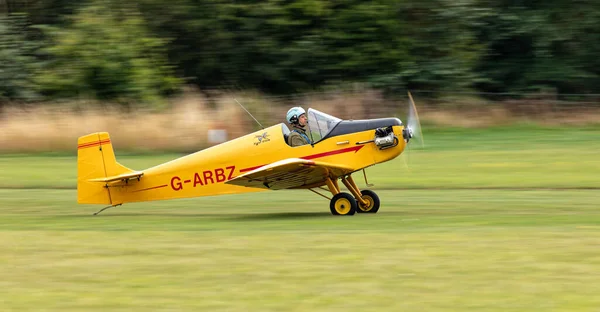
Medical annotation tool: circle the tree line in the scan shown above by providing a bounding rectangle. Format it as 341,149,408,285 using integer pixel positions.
1,0,599,107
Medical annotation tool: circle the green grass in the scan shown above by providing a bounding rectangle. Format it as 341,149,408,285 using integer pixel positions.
1,190,600,311
1,125,599,311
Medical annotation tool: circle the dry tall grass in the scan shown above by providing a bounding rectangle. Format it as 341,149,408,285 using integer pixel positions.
1,89,599,153
0,91,250,153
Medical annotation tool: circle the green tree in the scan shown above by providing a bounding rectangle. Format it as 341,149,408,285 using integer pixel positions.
1,0,88,25
473,0,600,94
37,1,180,108
140,0,484,94
0,14,40,106
6,0,599,101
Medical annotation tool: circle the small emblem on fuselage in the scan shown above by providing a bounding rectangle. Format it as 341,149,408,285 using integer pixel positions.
254,132,271,146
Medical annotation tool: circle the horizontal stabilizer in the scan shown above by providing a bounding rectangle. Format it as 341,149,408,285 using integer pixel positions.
88,171,144,183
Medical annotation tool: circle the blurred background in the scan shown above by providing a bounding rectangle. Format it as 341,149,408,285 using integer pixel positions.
1,0,599,152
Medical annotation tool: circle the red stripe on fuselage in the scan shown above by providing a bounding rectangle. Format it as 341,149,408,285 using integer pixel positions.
132,184,168,192
239,164,264,173
302,145,363,160
239,145,364,173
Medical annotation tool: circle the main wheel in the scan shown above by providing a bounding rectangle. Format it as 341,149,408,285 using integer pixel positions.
329,192,357,216
356,190,380,213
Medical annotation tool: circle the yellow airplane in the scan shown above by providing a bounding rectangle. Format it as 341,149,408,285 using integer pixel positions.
77,93,423,216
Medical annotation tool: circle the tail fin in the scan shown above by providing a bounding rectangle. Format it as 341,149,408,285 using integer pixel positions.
77,132,135,204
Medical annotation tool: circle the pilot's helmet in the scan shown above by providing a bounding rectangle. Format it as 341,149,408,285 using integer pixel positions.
286,107,306,124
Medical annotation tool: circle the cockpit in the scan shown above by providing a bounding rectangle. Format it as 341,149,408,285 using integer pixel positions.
282,108,342,146
305,108,343,143
282,108,402,146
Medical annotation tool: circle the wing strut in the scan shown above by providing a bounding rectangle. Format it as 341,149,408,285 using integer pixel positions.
308,188,332,200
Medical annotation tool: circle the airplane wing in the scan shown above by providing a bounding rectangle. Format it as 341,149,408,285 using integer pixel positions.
88,171,144,183
225,158,354,190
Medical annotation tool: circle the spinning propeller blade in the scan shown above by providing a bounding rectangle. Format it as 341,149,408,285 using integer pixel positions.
401,91,425,170
406,91,424,149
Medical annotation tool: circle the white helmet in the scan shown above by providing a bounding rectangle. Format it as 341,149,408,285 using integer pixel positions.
286,107,306,124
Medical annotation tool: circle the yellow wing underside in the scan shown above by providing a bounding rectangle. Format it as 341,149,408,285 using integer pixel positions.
88,171,144,183
225,158,354,190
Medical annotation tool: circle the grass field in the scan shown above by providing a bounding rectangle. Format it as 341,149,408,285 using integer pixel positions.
1,126,599,311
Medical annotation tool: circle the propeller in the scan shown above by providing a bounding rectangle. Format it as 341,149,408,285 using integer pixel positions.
405,91,424,148
401,91,424,170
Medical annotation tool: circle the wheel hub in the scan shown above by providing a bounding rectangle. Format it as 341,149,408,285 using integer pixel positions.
335,198,351,214
359,196,373,210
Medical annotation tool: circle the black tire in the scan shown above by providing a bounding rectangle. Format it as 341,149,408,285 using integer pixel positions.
329,192,357,216
356,190,380,213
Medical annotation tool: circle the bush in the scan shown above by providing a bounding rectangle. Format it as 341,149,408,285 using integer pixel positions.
0,14,41,102
36,1,181,109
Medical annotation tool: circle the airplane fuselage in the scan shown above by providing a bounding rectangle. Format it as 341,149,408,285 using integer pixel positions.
102,120,407,204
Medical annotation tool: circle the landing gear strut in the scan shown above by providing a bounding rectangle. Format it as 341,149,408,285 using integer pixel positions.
320,174,380,216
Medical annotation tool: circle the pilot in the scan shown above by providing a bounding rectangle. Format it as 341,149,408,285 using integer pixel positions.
286,107,312,147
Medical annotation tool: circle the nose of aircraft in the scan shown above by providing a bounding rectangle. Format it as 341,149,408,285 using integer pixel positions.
402,126,413,142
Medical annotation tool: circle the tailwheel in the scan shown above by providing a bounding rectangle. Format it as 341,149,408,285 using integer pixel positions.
356,190,380,213
330,192,357,216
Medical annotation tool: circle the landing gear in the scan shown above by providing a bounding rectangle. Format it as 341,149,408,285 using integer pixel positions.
356,190,380,213
340,175,380,214
317,174,380,216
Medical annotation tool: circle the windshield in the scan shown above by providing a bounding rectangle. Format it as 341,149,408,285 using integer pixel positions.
306,108,342,143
